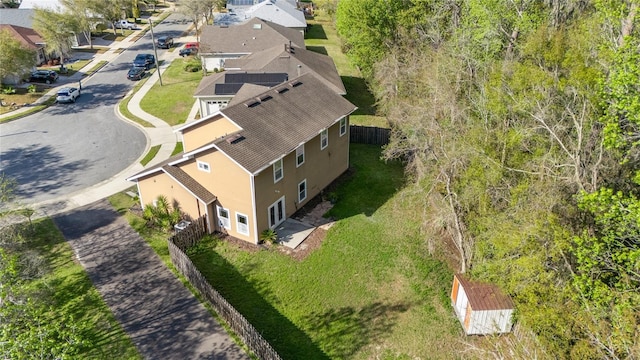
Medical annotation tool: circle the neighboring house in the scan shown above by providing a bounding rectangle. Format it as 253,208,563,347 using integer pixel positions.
0,24,46,84
195,43,347,117
194,71,289,116
241,0,307,31
17,0,89,46
127,74,357,244
199,17,305,71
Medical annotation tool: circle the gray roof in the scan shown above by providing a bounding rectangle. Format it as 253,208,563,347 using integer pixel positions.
162,165,217,204
211,73,356,173
194,71,289,97
0,9,36,28
199,17,304,54
225,44,346,94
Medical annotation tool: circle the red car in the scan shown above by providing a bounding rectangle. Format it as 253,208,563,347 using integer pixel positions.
184,42,199,49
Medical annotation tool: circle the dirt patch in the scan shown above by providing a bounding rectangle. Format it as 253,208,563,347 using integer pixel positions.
277,226,327,261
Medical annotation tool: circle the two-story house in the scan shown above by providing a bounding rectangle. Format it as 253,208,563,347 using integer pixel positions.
127,73,357,244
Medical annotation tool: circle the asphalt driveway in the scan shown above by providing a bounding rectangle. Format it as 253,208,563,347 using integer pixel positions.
54,199,248,360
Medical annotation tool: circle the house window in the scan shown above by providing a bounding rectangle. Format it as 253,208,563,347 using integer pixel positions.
320,129,328,150
298,179,307,203
217,205,230,229
273,158,283,183
236,212,249,236
340,118,347,136
268,197,285,228
296,145,305,167
197,160,210,172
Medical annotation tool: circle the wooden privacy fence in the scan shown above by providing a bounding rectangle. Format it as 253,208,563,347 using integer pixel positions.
349,125,390,145
169,216,208,250
168,219,282,360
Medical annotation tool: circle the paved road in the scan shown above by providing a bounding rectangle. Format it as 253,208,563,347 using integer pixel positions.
54,199,249,360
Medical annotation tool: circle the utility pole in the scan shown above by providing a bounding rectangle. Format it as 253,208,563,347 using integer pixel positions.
148,18,163,86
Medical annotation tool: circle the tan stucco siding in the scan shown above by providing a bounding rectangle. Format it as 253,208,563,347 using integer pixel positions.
253,119,349,233
183,150,256,243
182,116,241,152
137,172,207,221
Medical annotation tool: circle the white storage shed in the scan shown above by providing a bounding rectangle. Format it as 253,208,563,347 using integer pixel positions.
451,274,515,335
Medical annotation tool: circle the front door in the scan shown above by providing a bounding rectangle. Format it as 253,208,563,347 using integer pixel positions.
268,196,285,228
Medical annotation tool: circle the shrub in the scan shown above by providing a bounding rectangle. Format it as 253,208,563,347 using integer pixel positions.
260,229,278,245
27,84,37,93
2,86,16,94
142,195,182,231
183,59,202,72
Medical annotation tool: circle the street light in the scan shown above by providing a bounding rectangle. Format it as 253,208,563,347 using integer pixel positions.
148,18,163,86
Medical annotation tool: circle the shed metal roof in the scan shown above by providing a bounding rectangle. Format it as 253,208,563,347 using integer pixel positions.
455,274,515,311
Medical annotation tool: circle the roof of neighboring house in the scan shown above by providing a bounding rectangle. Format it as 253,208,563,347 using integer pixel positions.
206,73,356,174
454,274,515,311
0,9,36,28
225,44,346,94
19,0,63,11
162,165,217,204
194,71,289,97
0,24,44,50
199,17,305,55
244,0,306,29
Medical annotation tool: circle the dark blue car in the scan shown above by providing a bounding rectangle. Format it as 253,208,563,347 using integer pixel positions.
133,54,155,69
127,66,147,81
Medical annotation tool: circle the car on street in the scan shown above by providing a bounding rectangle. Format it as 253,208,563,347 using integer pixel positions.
179,47,198,57
29,70,59,84
133,54,155,69
157,36,174,49
127,66,147,81
184,42,199,49
56,87,80,103
113,20,136,30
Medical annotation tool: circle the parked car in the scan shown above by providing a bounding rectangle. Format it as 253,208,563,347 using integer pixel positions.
184,42,199,49
29,70,58,84
56,87,80,103
157,36,174,49
133,54,155,69
179,47,198,57
113,20,136,30
127,66,147,81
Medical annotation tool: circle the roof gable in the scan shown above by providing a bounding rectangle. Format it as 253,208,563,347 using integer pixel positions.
0,24,43,49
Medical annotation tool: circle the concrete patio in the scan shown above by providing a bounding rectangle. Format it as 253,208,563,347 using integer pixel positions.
275,200,335,249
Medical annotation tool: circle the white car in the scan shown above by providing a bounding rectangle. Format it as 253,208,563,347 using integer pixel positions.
56,87,80,103
113,20,136,30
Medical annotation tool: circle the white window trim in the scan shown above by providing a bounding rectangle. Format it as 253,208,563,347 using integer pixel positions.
217,205,231,229
339,118,347,136
298,179,307,203
320,129,328,150
296,144,305,167
197,160,211,173
235,212,249,236
273,158,283,183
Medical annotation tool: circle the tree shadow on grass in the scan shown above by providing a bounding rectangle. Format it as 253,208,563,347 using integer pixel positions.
302,302,411,359
306,45,329,56
191,241,330,360
342,76,377,115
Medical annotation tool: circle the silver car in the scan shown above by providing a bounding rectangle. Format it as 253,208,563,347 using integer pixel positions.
56,87,80,103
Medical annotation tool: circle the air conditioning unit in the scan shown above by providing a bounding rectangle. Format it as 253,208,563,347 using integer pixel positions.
174,220,191,232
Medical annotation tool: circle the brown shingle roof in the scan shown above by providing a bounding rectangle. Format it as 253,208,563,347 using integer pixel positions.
455,274,514,311
0,24,43,50
224,44,346,94
199,17,304,54
162,165,217,204
213,73,357,174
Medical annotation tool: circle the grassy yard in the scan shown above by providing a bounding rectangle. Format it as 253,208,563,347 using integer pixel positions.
0,219,140,359
186,144,461,359
139,59,202,126
305,13,388,128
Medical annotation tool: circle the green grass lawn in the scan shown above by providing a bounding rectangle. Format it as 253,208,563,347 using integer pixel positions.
139,59,202,126
186,144,461,359
0,219,140,359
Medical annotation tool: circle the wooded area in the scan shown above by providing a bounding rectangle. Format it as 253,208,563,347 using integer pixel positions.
333,0,639,358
